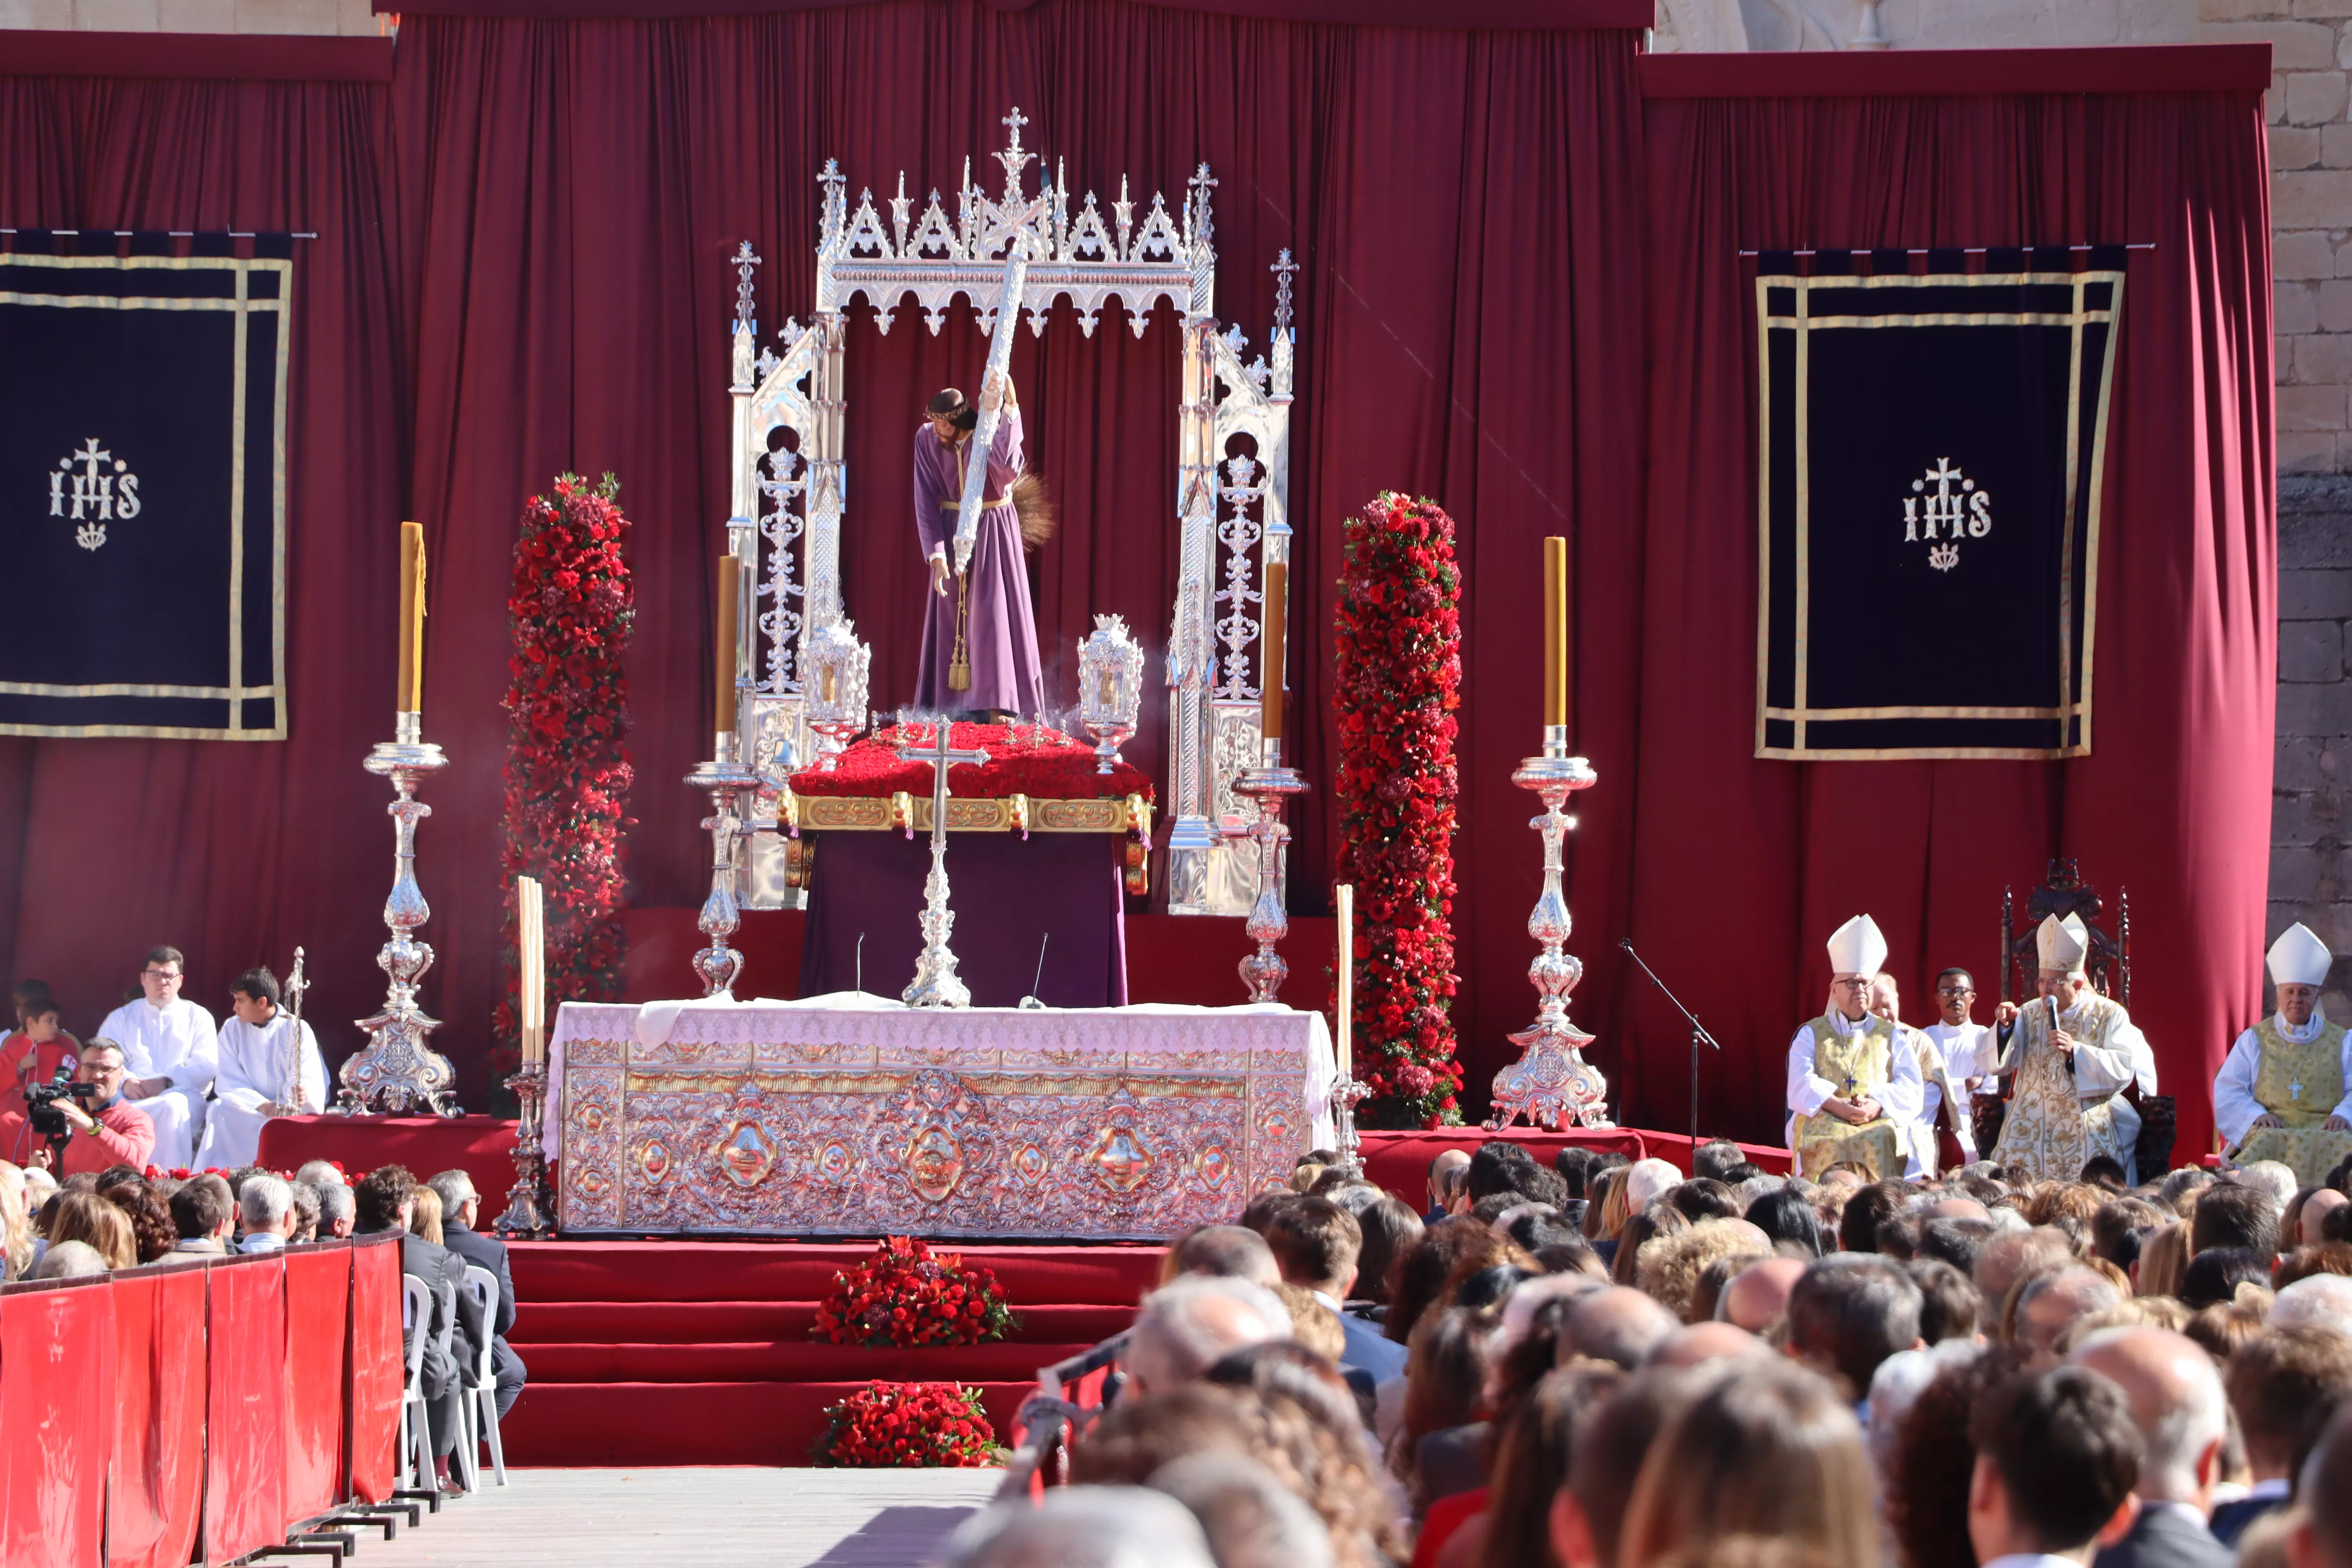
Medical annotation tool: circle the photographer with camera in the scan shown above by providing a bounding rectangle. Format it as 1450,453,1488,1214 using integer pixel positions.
29,1040,154,1178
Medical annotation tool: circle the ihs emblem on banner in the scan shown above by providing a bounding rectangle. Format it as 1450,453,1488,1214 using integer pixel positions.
48,437,142,552
1903,457,1989,572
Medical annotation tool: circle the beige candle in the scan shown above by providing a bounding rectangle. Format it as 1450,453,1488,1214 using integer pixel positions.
518,875,546,1063
397,521,426,713
1335,882,1353,1082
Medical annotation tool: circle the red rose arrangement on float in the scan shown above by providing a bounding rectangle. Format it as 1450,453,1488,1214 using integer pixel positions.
811,1236,1019,1348
1330,491,1464,1128
493,474,636,1082
814,1380,1002,1468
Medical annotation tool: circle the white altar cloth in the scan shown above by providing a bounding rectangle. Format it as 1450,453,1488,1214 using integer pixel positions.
547,994,1336,1240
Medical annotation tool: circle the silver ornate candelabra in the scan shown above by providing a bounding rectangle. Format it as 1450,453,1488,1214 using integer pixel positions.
686,735,762,997
898,721,992,1007
1227,740,1310,1002
1486,728,1613,1131
495,1061,553,1238
1078,614,1143,775
805,621,871,770
338,713,462,1116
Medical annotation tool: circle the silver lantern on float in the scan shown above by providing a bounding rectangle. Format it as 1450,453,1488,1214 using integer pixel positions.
804,619,871,770
1078,613,1144,775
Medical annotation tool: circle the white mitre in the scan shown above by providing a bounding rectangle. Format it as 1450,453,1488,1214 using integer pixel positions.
2036,912,2091,974
1826,914,1888,978
2269,922,2334,989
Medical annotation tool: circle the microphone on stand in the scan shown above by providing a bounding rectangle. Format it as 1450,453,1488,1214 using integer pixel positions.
1619,939,1724,1166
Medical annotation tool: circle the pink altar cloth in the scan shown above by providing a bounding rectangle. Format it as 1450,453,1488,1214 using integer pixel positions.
548,995,1336,1240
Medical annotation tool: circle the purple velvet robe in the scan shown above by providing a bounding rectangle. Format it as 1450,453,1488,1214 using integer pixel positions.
911,409,1045,715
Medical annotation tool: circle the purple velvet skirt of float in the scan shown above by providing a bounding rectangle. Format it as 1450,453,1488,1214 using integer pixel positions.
914,501,1045,716
797,831,1125,1007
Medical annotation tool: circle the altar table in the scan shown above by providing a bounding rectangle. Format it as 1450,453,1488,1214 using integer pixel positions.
548,995,1336,1240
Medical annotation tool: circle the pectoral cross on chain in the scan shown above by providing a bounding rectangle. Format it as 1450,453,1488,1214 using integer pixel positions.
895,721,992,1008
2292,1076,2305,1103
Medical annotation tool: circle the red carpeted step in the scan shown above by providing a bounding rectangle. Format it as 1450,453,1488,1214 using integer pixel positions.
521,1339,1097,1383
499,1379,1042,1468
509,1241,1165,1305
512,1299,1136,1347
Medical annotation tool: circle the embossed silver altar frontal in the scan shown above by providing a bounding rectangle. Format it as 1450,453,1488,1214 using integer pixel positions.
721,109,1300,919
550,1000,1335,1240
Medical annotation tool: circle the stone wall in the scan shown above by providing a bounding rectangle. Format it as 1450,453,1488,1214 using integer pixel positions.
2279,476,2352,971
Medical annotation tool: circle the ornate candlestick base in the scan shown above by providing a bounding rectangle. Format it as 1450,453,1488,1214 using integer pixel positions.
1229,748,1310,1002
687,739,762,998
1329,1073,1371,1180
495,1060,554,1238
1485,736,1614,1132
338,713,463,1117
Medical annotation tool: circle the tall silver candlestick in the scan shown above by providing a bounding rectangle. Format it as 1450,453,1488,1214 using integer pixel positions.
1486,726,1613,1131
686,734,762,997
338,711,462,1116
897,721,992,1008
1227,739,1310,1002
495,1060,553,1238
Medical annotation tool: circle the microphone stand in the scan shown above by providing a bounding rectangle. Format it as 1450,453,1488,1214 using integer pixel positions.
1620,939,1722,1166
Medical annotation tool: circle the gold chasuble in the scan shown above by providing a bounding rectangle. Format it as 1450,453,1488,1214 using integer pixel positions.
1991,992,2129,1183
2233,1017,2352,1183
1793,1015,1906,1180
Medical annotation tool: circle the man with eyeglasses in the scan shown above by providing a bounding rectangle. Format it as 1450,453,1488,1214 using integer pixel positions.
1787,914,1922,1180
96,944,218,1169
2214,923,2352,1185
1921,968,1999,1171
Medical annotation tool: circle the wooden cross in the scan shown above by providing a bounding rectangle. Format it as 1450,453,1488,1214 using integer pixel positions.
897,721,992,845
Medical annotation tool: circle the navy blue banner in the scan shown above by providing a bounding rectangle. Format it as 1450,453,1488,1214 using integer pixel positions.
0,240,289,738
1754,248,2123,760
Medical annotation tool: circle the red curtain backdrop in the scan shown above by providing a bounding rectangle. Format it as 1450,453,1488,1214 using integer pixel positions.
384,3,1648,1107
0,72,408,1075
1622,59,2274,1152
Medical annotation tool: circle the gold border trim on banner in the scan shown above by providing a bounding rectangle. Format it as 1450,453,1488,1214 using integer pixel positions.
1753,267,2122,762
0,254,292,741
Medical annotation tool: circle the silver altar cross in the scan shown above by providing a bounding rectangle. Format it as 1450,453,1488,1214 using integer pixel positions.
897,721,992,1007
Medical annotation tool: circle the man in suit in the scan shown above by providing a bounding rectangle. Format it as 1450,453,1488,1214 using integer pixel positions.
2215,1326,2352,1546
353,1163,486,1490
2073,1328,2232,1568
2292,1403,2352,1568
426,1169,527,1418
1261,1196,1406,1383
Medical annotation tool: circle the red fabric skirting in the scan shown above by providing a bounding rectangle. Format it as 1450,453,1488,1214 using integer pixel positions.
259,1115,520,1207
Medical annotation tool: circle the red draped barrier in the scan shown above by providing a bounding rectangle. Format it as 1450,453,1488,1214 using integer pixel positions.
202,1257,291,1567
0,1278,116,1568
346,1236,404,1506
107,1267,206,1568
282,1247,352,1524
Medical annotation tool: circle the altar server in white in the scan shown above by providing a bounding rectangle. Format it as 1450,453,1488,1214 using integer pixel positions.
196,967,326,1171
1921,966,2000,1162
2214,924,2352,1184
100,945,217,1169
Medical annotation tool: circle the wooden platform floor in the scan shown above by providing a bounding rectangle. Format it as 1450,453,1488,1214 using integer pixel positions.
347,1467,1003,1567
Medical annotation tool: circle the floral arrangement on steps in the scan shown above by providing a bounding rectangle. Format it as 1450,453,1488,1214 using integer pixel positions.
814,1381,1003,1468
492,473,636,1085
811,1236,1020,1348
1330,491,1464,1128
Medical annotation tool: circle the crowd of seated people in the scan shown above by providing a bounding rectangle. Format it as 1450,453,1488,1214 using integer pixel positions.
943,1139,2352,1568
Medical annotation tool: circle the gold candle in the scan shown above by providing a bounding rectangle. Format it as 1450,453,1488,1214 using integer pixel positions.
716,556,740,735
1543,536,1566,731
1261,560,1287,749
397,521,426,713
1335,882,1353,1082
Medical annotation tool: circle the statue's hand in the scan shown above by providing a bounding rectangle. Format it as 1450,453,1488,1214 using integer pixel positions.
929,555,953,597
980,370,1008,412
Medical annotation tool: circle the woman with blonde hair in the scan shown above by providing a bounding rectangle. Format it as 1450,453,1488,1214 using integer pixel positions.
1617,1358,1879,1568
408,1184,445,1246
0,1164,30,1279
2135,1220,2191,1298
46,1189,134,1272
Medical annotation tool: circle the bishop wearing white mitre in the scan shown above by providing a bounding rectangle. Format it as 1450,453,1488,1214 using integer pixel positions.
2216,922,2352,1185
99,945,217,1170
1989,913,2156,1182
196,966,327,1170
1787,915,1923,1180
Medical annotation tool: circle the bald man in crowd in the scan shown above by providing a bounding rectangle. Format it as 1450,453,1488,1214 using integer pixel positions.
2073,1328,2232,1568
1720,1256,1807,1335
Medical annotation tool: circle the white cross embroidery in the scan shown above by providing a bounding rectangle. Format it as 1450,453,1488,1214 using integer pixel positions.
2292,1077,2304,1102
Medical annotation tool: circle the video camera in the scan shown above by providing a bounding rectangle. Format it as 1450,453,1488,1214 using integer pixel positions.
24,1056,95,1138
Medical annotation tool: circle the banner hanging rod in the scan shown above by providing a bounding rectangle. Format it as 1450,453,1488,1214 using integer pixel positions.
0,228,320,240
1738,242,2156,258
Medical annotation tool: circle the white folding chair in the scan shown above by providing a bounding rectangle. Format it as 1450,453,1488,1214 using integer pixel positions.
458,1265,508,1487
398,1276,432,1492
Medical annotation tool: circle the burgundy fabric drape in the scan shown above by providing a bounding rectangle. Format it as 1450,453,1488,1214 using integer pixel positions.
1623,78,2274,1151
0,76,408,1078
386,4,1648,1105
